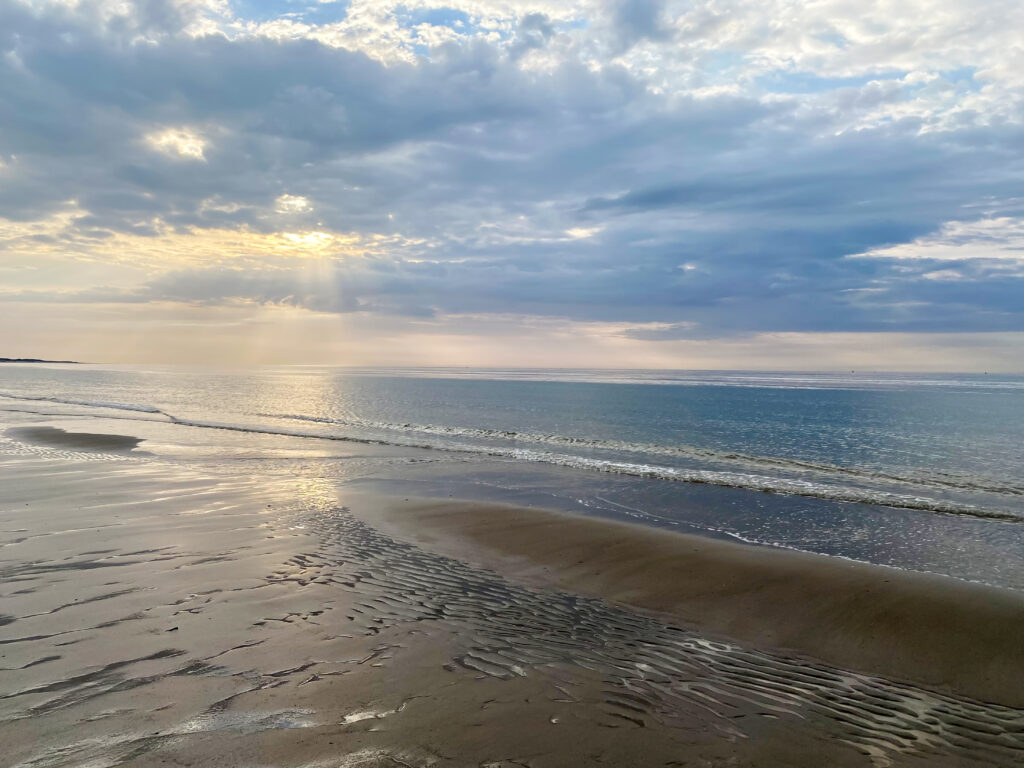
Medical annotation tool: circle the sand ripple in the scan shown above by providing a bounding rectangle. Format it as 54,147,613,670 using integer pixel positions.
296,505,1024,767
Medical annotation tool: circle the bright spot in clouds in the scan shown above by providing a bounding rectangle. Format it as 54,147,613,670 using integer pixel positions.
281,231,335,249
145,127,207,161
276,195,313,214
565,227,602,239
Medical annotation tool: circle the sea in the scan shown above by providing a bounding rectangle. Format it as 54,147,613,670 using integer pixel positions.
3,364,1024,590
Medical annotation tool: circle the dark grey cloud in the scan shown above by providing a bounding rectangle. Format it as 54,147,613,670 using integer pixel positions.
608,0,673,50
509,13,557,59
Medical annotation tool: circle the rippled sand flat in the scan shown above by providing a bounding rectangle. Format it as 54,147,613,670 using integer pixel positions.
2,423,1024,767
359,495,1024,707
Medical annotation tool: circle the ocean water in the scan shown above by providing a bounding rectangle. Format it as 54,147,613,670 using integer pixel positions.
3,364,1024,589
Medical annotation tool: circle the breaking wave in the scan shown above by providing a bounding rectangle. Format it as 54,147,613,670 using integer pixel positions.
2,392,1021,523
177,415,1024,522
260,412,1024,498
0,392,167,415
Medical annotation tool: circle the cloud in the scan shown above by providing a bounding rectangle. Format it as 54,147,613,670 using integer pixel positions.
275,194,314,214
1,0,1023,366
145,127,208,160
850,216,1024,264
608,0,672,51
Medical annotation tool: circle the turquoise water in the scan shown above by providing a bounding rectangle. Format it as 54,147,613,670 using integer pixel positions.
3,364,1024,588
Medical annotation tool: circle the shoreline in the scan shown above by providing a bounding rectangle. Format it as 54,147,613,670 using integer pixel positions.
2,450,883,768
4,417,1024,767
353,492,1024,708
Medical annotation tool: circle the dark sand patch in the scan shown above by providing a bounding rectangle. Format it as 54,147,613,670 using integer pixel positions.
359,495,1024,709
6,426,143,453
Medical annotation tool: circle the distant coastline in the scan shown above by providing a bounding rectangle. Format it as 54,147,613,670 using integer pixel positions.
0,357,79,364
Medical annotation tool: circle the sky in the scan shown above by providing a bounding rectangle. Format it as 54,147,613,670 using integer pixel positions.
1,0,1023,369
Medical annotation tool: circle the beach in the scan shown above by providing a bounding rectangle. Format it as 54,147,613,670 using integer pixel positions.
3,411,1024,767
5,0,1023,762
360,495,1024,708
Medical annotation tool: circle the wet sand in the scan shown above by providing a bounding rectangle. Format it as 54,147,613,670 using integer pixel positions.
360,496,1024,708
2,423,1024,767
6,426,144,453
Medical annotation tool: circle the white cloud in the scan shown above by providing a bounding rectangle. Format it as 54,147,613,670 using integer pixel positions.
144,127,207,161
565,226,602,239
850,217,1024,264
275,194,314,214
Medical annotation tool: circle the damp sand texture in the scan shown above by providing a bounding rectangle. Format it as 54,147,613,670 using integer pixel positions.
2,432,1024,767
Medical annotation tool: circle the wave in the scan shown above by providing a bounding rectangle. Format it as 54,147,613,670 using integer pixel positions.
259,412,1024,498
320,367,1024,392
508,451,1024,522
3,392,1020,522
0,392,168,415
178,416,1022,522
